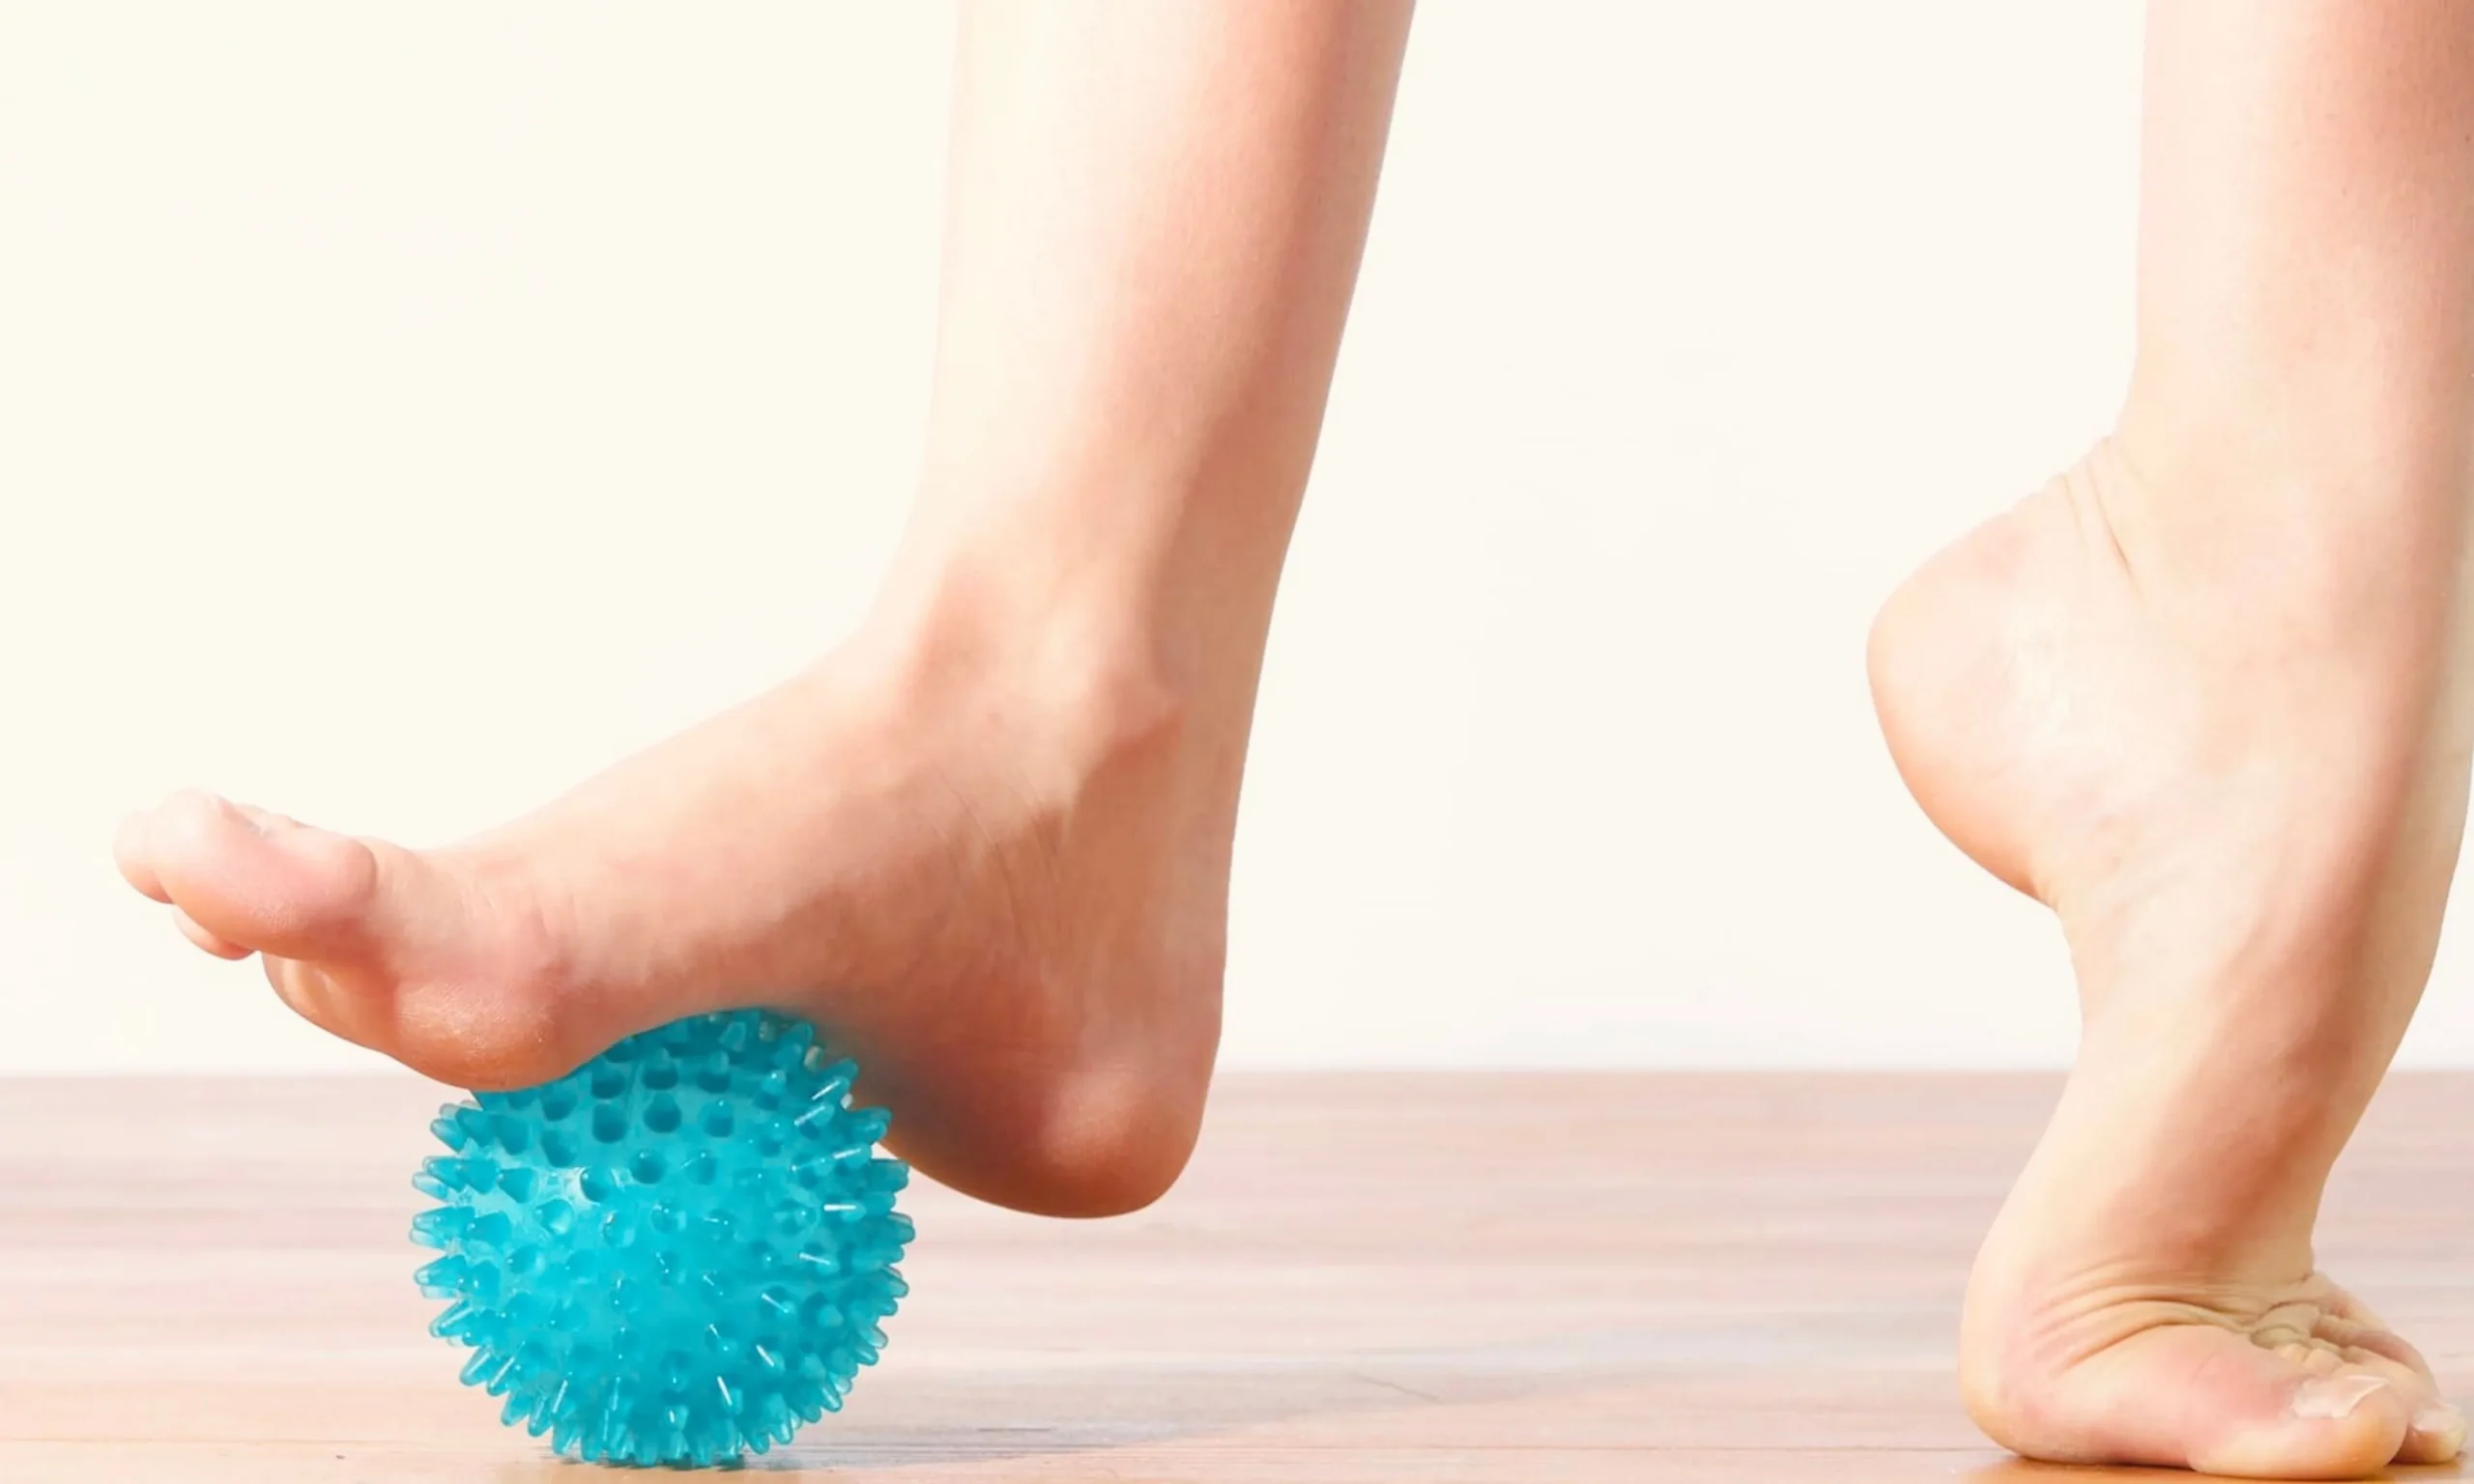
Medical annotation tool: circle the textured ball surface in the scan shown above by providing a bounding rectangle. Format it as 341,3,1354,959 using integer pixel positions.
411,1009,912,1467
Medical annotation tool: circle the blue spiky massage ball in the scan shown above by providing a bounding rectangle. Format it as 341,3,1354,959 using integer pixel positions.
410,1009,913,1468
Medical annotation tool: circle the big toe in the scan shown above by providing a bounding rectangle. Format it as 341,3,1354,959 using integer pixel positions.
2000,1324,2430,1479
2215,1366,2413,1480
129,789,386,961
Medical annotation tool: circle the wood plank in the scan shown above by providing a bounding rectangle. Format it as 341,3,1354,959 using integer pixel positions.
0,1071,2467,1479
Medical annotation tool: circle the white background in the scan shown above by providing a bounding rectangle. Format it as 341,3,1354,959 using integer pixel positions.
10,2,2462,1074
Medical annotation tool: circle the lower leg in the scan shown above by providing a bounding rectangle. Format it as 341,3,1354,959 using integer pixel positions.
116,0,1414,1217
1874,0,2474,1473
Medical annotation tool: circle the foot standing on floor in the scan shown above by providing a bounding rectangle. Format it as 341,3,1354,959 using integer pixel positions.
1874,1,2474,1471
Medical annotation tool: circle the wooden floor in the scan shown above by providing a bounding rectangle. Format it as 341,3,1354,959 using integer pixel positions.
3,1072,2471,1482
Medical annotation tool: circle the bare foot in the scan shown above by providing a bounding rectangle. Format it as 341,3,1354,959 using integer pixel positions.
110,0,1415,1224
114,563,1245,1217
1870,437,2473,1476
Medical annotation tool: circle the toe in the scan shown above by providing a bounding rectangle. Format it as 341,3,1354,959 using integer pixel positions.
2399,1398,2467,1466
144,788,385,961
113,807,171,902
2318,1312,2460,1464
2157,1328,2412,1479
2336,1340,2460,1465
2317,1309,2437,1383
261,956,360,1046
2006,1324,2415,1479
170,906,251,960
123,790,586,1090
2402,1398,2468,1465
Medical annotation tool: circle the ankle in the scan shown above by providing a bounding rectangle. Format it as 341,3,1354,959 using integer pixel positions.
2105,385,2474,633
852,542,1192,783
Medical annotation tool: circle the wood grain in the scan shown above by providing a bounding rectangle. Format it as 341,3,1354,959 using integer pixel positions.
2,1071,2469,1480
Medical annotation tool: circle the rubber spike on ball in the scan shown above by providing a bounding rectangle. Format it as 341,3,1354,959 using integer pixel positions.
411,1009,913,1466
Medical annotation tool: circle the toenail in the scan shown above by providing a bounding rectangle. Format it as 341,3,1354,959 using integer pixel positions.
2290,1373,2390,1420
